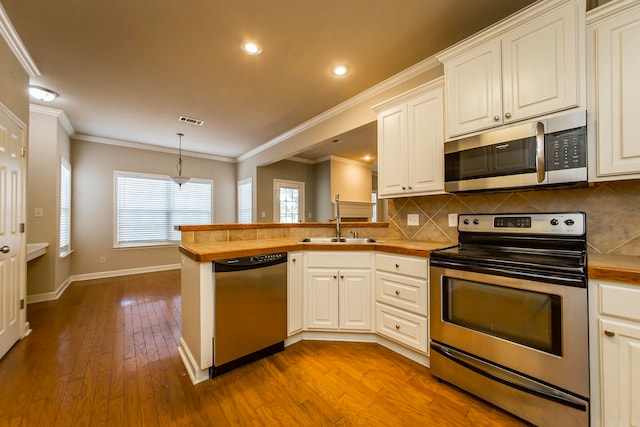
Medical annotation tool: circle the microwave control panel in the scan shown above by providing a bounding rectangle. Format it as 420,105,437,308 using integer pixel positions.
545,127,587,171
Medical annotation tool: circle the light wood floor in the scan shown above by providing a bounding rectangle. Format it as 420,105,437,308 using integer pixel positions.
0,270,528,426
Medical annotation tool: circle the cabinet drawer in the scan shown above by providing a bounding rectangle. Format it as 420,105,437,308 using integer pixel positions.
307,251,371,269
375,303,428,354
600,283,640,322
375,253,427,278
376,272,427,316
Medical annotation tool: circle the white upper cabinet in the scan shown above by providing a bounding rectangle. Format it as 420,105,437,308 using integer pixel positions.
438,0,585,139
587,0,640,181
373,78,444,198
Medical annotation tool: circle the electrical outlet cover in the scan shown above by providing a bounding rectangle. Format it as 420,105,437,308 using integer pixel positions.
407,214,419,226
448,213,458,227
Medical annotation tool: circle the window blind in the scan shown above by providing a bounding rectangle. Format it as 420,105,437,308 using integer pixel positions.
237,178,252,224
115,171,212,246
60,160,71,255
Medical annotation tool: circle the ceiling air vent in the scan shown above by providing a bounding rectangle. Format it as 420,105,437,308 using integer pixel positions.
179,116,204,126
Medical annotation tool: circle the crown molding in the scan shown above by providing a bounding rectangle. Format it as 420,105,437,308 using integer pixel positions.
236,55,441,163
73,133,235,163
0,100,27,129
0,3,40,77
29,104,75,135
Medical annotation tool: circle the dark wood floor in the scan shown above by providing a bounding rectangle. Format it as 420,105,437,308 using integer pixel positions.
0,270,527,426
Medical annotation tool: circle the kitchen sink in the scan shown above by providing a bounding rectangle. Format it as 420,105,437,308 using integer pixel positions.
300,237,380,243
299,237,342,243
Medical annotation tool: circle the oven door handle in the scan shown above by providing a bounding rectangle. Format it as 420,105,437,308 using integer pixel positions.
430,341,587,411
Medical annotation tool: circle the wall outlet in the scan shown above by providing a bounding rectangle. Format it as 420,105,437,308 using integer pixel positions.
448,213,458,227
35,208,43,217
99,257,106,264
261,211,266,218
407,213,419,226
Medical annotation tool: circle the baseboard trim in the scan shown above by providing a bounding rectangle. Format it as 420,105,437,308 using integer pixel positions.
27,276,72,304
71,263,181,282
178,337,209,384
285,331,430,368
27,264,181,304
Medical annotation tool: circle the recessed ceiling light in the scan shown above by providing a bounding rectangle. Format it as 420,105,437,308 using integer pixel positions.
331,64,349,77
241,42,262,55
28,85,58,102
364,155,372,161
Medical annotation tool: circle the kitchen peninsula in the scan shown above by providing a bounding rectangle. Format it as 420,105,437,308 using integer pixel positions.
177,221,447,383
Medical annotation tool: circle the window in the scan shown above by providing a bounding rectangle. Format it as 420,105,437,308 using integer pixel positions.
60,158,72,256
273,179,304,223
115,171,212,247
237,178,252,224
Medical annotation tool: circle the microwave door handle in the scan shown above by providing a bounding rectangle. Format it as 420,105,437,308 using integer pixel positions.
535,122,545,183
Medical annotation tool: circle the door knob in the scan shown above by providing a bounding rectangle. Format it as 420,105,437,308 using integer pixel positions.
0,246,9,254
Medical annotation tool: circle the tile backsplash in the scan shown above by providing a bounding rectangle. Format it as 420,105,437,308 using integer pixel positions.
387,179,640,256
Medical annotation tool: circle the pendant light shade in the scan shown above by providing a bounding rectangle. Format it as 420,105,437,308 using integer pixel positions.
170,132,191,187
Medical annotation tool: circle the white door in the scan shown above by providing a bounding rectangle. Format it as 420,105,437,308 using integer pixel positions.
0,105,25,359
305,269,338,330
273,179,304,223
338,269,371,331
377,104,407,196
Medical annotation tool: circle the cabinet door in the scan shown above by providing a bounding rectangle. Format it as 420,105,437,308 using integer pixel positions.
599,318,640,426
305,269,339,330
444,39,502,138
592,4,640,178
502,1,579,123
339,270,372,331
377,105,407,196
407,87,445,194
287,252,304,335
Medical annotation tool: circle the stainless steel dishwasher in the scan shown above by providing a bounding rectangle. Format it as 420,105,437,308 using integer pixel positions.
211,252,287,377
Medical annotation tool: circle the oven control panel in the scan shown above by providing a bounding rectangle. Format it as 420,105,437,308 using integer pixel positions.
458,213,585,235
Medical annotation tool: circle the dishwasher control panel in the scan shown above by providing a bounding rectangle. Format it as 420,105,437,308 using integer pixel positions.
213,252,288,271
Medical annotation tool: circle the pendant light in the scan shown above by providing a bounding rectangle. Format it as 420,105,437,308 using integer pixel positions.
170,132,191,187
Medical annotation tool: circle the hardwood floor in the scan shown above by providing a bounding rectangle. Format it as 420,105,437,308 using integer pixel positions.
0,270,527,426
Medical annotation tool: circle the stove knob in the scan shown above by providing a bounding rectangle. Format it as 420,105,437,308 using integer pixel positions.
550,218,559,226
565,219,575,226
473,219,479,225
463,219,470,225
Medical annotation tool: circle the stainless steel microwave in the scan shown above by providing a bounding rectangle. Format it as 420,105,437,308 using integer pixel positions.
444,111,587,193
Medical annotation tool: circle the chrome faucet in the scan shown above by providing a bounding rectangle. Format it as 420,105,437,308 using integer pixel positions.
334,193,341,238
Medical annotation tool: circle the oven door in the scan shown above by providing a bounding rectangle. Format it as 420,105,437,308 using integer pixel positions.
430,265,589,399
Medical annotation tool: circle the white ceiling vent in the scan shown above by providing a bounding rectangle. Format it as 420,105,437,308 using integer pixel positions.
179,116,204,126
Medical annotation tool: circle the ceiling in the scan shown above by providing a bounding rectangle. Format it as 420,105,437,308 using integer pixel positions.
2,0,535,162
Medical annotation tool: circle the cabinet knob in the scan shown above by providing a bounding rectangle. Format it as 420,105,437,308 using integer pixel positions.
0,246,9,254
604,330,616,337
333,275,337,279
292,258,296,262
402,186,407,190
493,115,500,122
408,186,412,190
395,263,400,268
395,325,401,330
395,290,400,296
505,112,512,119
340,275,344,279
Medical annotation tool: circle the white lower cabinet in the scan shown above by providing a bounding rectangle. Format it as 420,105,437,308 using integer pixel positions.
590,280,640,426
287,251,304,335
304,252,372,332
374,253,429,354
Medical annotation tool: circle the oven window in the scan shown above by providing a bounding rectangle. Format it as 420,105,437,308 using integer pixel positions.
442,278,562,355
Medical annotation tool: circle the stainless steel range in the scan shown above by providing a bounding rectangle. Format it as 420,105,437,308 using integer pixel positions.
429,212,589,427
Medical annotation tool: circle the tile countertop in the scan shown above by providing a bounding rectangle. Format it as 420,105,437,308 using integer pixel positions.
178,238,451,263
179,239,640,285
